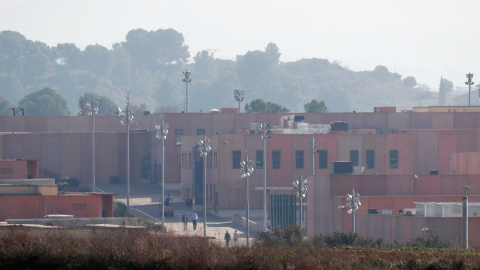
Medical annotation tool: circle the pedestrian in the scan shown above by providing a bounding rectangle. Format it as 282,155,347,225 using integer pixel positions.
192,212,198,230
233,230,239,246
182,212,189,230
224,230,231,247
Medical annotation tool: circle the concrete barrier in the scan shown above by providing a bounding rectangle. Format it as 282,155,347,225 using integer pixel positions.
232,214,269,238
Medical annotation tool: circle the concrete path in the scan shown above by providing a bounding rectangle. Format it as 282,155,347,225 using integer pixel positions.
98,183,253,247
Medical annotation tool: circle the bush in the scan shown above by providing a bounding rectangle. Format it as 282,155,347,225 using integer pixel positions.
113,200,127,217
55,177,80,192
406,234,455,249
138,218,167,233
256,225,305,247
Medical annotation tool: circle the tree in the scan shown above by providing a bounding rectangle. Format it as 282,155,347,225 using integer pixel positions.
78,92,118,116
53,43,82,74
403,76,417,87
371,65,391,83
0,98,11,115
131,103,149,116
19,87,70,116
304,99,328,113
245,99,289,113
439,77,453,106
156,105,181,113
81,44,114,76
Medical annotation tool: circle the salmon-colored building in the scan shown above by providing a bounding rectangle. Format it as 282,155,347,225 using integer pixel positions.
2,107,480,245
0,159,115,221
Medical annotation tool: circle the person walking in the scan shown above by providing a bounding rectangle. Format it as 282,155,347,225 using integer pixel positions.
224,230,231,247
192,212,198,230
182,212,189,230
233,230,239,246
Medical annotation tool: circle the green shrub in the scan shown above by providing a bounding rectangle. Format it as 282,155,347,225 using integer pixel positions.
55,177,80,192
138,218,167,233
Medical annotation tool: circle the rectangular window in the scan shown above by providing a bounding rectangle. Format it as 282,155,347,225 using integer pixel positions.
295,150,304,169
197,129,205,135
175,129,183,146
272,150,281,169
318,150,328,169
232,150,241,169
366,150,375,169
390,150,399,169
350,150,359,166
256,150,264,168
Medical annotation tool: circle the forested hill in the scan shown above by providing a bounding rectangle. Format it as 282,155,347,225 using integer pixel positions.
0,29,438,116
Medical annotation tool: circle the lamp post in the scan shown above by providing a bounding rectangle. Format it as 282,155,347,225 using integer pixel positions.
345,189,361,233
155,119,169,230
262,122,270,227
198,136,211,237
119,92,135,216
293,175,307,228
240,155,254,246
465,73,474,106
311,137,317,176
87,98,98,192
462,185,470,249
182,70,192,113
234,89,245,113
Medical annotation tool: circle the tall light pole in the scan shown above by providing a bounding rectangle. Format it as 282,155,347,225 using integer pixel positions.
198,136,211,237
84,98,99,192
155,119,169,230
466,73,474,106
119,92,135,216
182,70,192,113
234,89,245,113
293,175,307,228
462,185,470,249
311,137,317,176
346,189,361,233
262,123,270,227
240,154,254,246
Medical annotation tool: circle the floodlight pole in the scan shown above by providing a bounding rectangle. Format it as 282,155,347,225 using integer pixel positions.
462,186,469,249
91,98,96,193
182,70,192,113
466,73,474,106
198,135,211,237
262,122,268,228
126,102,131,216
240,154,254,247
155,119,168,231
351,189,355,233
311,137,317,176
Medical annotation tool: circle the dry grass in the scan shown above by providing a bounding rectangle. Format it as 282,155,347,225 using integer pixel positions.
1,227,480,269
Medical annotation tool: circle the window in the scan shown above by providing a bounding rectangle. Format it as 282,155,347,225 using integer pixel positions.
318,150,328,169
232,150,241,169
295,150,304,169
256,150,264,168
272,150,281,169
350,150,359,166
197,129,205,135
366,150,375,169
175,129,183,146
390,150,399,169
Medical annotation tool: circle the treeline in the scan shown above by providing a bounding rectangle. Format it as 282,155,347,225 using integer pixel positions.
0,29,432,116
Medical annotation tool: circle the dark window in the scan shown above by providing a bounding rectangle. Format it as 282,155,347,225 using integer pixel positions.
366,150,375,169
318,150,328,169
272,150,281,169
390,150,399,169
350,150,359,166
175,129,183,135
256,150,264,168
232,150,241,169
295,150,304,169
197,129,205,135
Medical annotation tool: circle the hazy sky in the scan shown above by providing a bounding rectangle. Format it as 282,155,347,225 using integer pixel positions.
1,0,478,90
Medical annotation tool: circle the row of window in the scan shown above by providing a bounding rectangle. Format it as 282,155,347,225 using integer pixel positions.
231,150,399,169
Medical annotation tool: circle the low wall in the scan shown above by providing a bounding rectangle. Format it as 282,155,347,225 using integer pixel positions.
232,214,269,237
6,217,141,227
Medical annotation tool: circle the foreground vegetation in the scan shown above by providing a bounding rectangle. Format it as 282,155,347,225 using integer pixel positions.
1,226,480,269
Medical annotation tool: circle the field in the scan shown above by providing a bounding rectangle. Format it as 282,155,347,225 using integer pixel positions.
1,227,479,269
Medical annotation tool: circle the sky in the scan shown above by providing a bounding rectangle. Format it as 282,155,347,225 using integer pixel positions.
1,0,479,90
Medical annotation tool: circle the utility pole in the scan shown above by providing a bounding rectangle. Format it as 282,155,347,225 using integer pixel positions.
311,137,317,176
262,122,269,227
